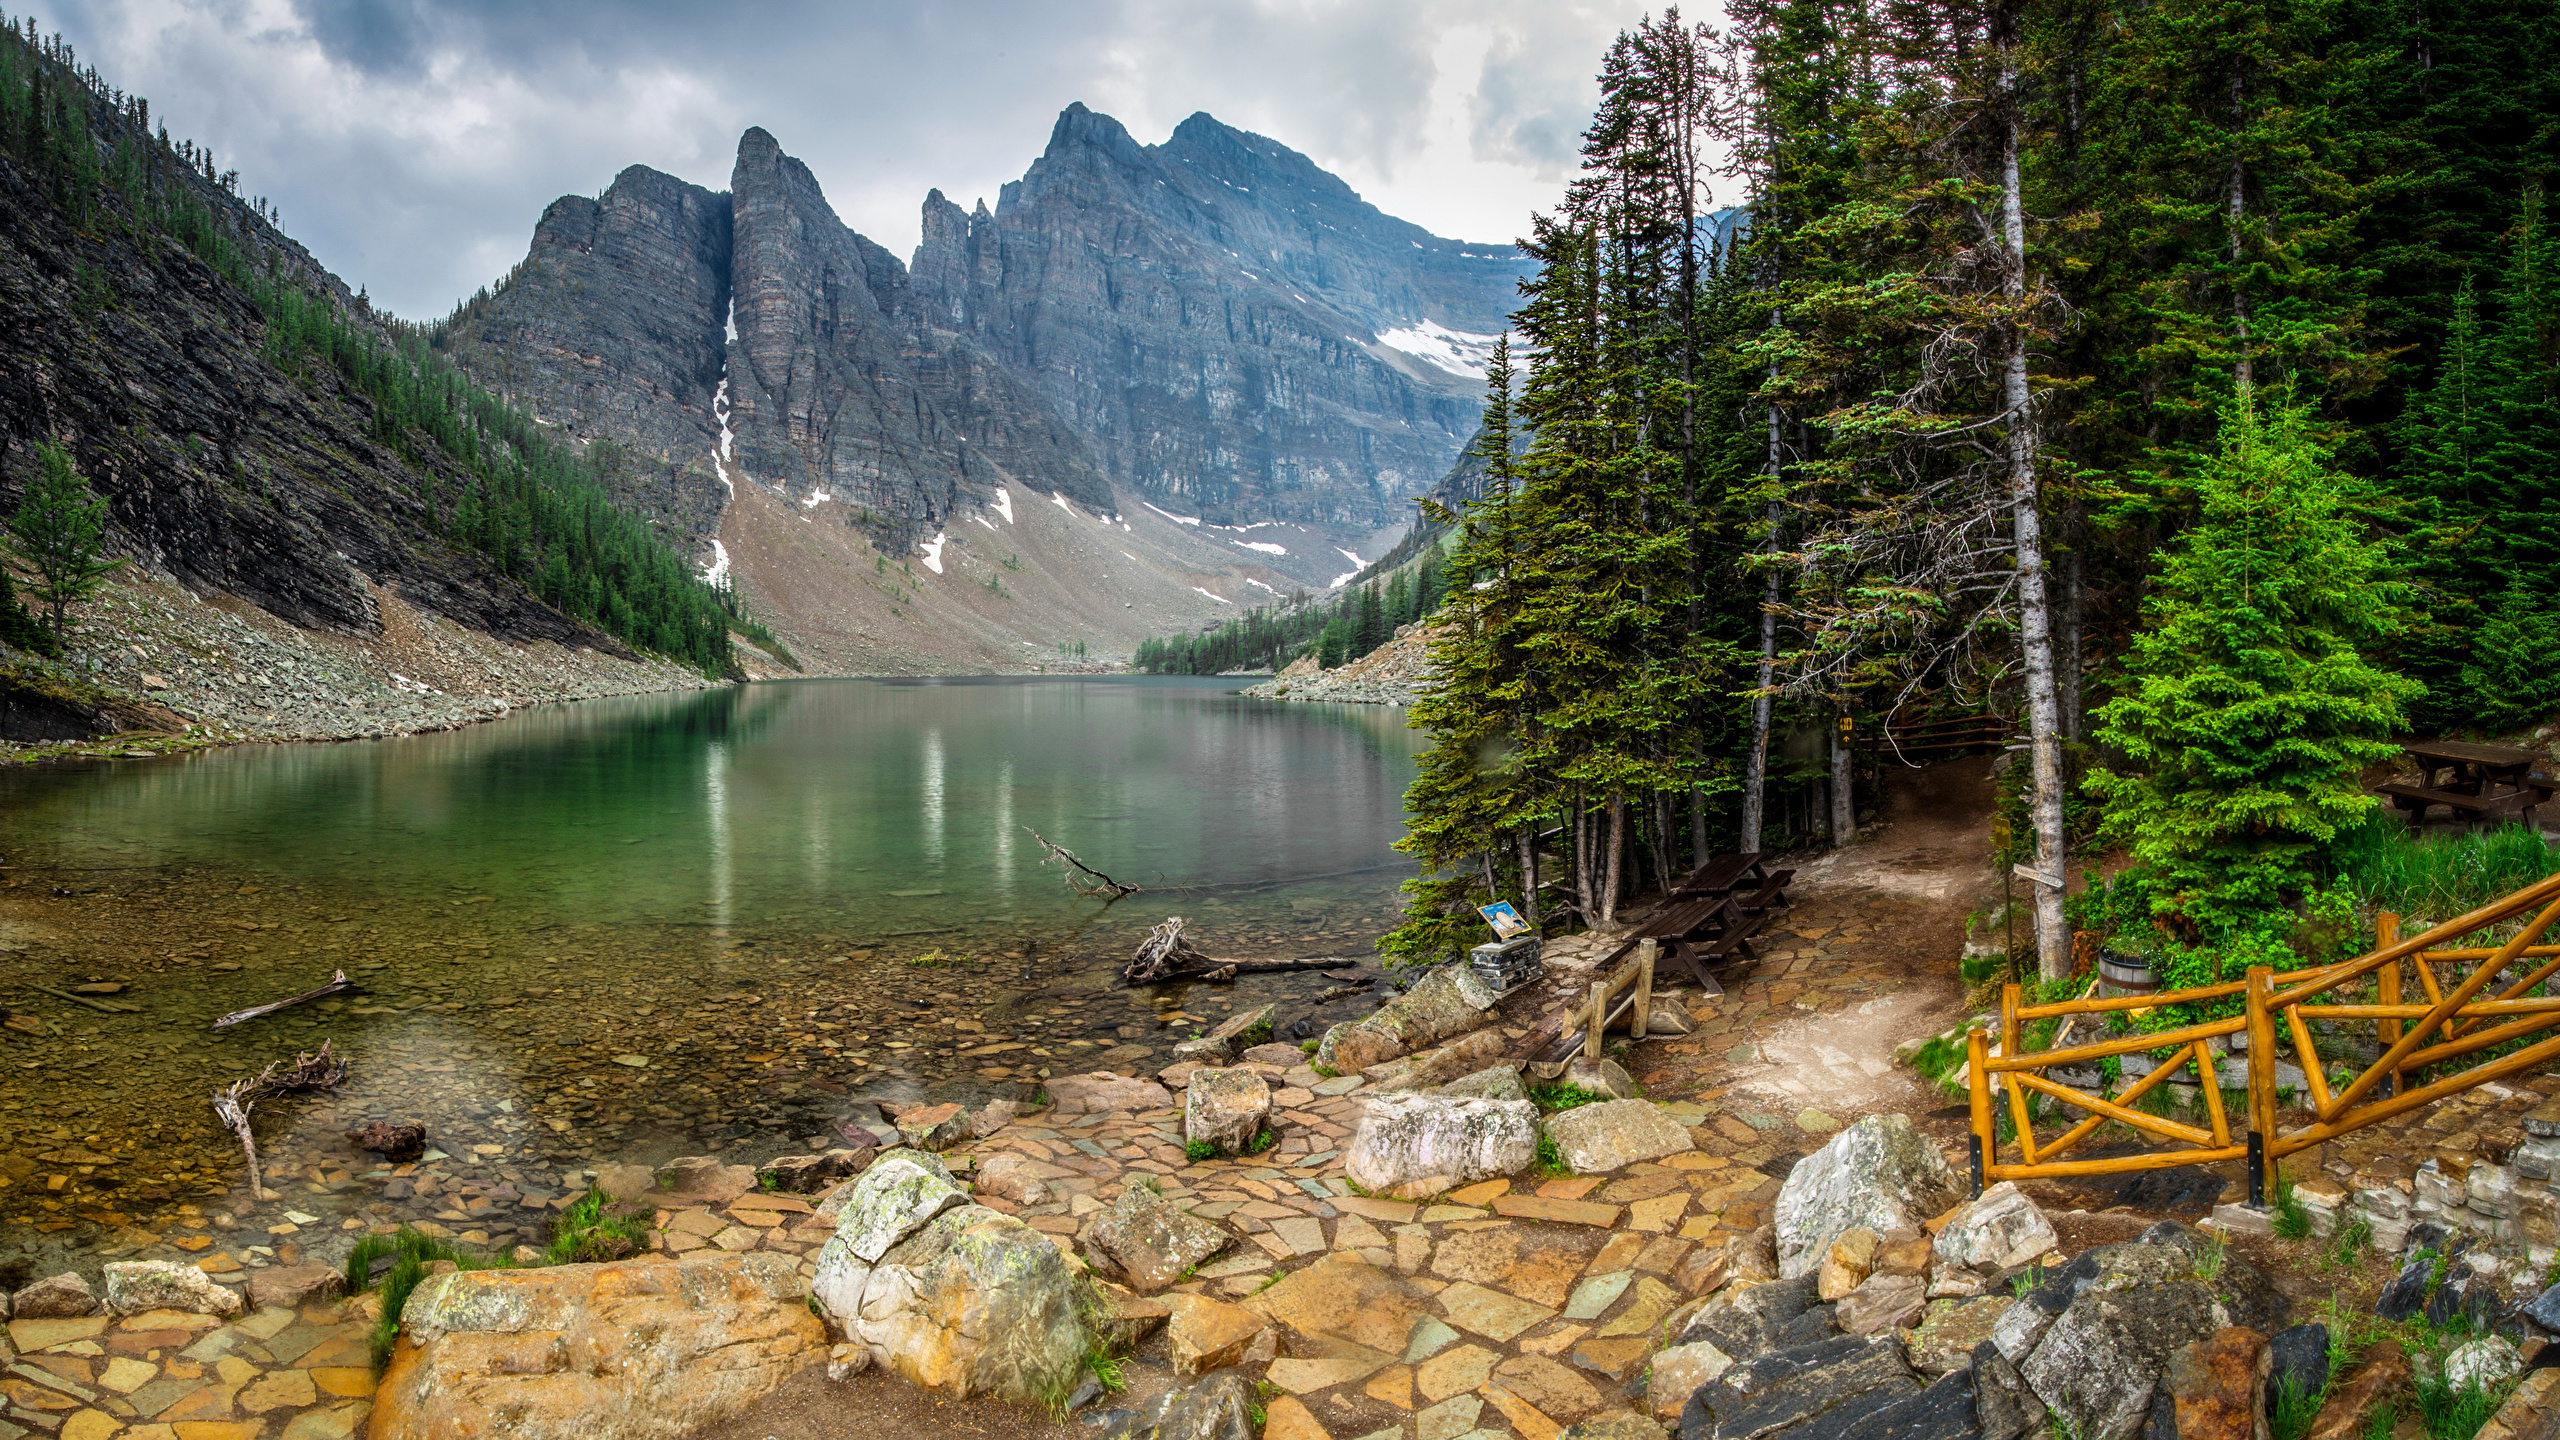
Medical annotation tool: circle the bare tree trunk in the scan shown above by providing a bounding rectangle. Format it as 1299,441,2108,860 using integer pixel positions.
1574,799,1593,922
2059,518,2084,740
1740,375,1785,853
1519,825,1541,924
2004,95,2072,980
1828,711,1855,845
1602,797,1626,928
1689,771,1707,869
2228,129,2252,395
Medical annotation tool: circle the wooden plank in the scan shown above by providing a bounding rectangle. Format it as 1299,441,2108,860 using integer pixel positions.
2403,739,2540,767
2014,1072,2216,1147
1988,1143,2249,1180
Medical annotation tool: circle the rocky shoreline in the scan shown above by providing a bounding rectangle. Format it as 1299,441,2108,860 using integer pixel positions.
1241,622,1433,707
1,572,722,762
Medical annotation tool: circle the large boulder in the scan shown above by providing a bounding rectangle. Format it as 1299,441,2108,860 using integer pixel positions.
1183,1068,1272,1156
1315,1020,1405,1075
1544,1100,1697,1174
102,1260,244,1319
370,1251,825,1440
1343,1093,1539,1201
836,1203,1097,1403
1774,1114,1963,1280
2166,1326,2271,1440
652,1155,759,1204
1047,1071,1177,1117
1933,1182,2059,1274
972,1152,1053,1207
1081,1183,1232,1292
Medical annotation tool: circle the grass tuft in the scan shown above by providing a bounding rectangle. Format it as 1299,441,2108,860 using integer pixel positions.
1528,1081,1611,1114
548,1186,652,1264
1184,1138,1220,1162
345,1227,515,1370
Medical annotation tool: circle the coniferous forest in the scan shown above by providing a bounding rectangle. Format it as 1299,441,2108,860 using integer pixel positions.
0,18,738,674
1379,1,2560,979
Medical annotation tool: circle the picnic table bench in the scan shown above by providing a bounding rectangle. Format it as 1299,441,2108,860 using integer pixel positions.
2381,740,2552,829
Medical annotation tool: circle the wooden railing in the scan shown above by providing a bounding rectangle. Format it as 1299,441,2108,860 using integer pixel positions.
1966,870,2560,1201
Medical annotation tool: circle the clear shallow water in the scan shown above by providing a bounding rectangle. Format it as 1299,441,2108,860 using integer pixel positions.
0,677,1423,1260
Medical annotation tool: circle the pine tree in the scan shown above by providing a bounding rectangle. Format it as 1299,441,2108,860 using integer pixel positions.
2089,393,2419,940
6,441,120,639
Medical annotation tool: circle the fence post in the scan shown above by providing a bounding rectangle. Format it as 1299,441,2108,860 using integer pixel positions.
2245,965,2278,1204
1968,1028,1994,1188
1633,940,1656,1044
1584,981,1606,1063
1999,983,2024,1152
2376,913,2401,1098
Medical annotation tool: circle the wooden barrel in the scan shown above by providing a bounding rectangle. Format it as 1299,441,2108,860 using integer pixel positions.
2097,951,2157,999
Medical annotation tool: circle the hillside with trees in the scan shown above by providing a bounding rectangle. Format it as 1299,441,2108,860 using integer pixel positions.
1378,1,2558,977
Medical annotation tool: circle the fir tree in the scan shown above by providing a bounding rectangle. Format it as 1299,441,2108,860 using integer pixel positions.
5,441,119,639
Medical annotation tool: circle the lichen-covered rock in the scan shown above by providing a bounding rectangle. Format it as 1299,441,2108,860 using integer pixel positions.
11,1272,100,1319
1933,1182,2059,1274
1437,1063,1531,1103
1081,1182,1232,1292
2015,1242,2238,1440
1183,1068,1272,1156
1315,1020,1405,1075
847,1204,1097,1404
1908,1295,2013,1376
371,1251,824,1440
2444,1336,2524,1392
1046,1070,1177,1117
1649,1339,1736,1420
102,1260,244,1319
1545,1099,1697,1174
1208,1003,1277,1047
1774,1114,1963,1280
1343,1093,1538,1200
810,1148,970,1325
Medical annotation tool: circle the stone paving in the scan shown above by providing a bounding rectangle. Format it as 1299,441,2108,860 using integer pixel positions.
1,1296,374,1440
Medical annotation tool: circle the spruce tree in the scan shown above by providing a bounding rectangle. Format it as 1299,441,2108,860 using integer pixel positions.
2089,393,2419,940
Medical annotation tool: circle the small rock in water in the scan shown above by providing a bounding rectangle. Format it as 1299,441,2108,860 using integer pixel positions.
346,1122,427,1162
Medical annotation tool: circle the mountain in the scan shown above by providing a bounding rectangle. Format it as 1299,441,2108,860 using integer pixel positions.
440,107,1533,669
912,105,1530,529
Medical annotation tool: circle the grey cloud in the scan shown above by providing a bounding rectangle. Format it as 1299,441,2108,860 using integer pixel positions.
41,0,1653,318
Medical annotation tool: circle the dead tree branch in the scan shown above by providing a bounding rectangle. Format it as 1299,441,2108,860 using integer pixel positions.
1027,828,1139,898
1124,916,1214,984
212,1040,348,1200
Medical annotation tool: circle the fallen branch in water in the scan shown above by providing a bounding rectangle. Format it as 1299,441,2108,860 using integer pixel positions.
212,1040,348,1200
1027,828,1139,899
26,983,136,1015
211,969,355,1030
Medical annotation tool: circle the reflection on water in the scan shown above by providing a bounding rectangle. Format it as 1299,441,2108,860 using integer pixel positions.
0,678,1422,1263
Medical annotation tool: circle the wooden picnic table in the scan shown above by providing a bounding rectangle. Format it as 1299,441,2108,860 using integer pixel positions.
2404,740,2541,795
2379,740,2552,829
1672,852,1766,897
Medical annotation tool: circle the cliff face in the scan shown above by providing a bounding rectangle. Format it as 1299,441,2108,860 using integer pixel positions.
434,165,734,545
723,127,1111,543
911,105,1533,527
0,148,598,648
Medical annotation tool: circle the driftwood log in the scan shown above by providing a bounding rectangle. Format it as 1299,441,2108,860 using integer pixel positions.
1125,916,1213,983
211,969,355,1030
213,1041,348,1200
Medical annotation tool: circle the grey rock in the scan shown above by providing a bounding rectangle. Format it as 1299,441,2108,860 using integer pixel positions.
821,1148,970,1265
11,1271,101,1319
846,1203,1097,1405
1363,1026,1511,1093
1837,1273,1929,1336
1932,1183,2059,1274
1566,1056,1643,1099
1436,1063,1531,1103
1544,1100,1697,1174
1679,1334,1919,1440
2521,1280,2560,1333
1182,1067,1272,1156
759,1147,875,1194
1836,1367,1983,1440
102,1260,245,1319
2267,1324,2331,1419
1046,1072,1177,1117
1207,1004,1278,1046
1079,1183,1231,1292
1091,1369,1255,1440
1973,1342,2050,1440
1775,1114,1964,1280
1679,1275,1825,1363
2016,1245,2229,1440
2444,1336,2524,1392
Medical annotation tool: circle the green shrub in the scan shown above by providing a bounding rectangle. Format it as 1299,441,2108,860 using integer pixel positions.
548,1186,652,1264
1528,1082,1610,1114
1184,1139,1220,1163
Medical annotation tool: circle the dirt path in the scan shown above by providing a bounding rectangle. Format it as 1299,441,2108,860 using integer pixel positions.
1631,756,1996,1160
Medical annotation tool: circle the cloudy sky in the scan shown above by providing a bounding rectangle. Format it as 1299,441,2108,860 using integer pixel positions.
38,0,1683,319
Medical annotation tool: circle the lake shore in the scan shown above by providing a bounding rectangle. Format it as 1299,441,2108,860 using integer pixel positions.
1,573,724,766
